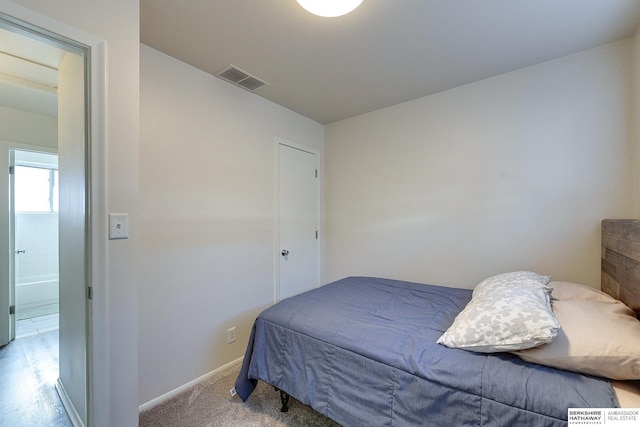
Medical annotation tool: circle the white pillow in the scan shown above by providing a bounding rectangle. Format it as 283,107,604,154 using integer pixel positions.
548,280,614,302
514,282,640,380
437,272,559,353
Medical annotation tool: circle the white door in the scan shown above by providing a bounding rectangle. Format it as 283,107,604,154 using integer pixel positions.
57,49,89,426
277,140,320,301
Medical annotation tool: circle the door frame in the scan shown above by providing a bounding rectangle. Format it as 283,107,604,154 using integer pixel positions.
7,145,59,342
0,142,58,344
0,5,107,427
274,137,321,302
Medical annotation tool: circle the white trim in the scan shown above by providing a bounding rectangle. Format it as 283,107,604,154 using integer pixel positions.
274,137,321,303
86,34,107,427
56,378,85,427
138,357,244,413
0,140,57,153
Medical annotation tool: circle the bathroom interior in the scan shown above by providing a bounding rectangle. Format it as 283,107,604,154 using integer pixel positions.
13,149,59,338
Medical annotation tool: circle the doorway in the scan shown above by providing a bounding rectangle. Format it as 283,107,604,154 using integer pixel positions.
0,13,91,427
11,149,60,337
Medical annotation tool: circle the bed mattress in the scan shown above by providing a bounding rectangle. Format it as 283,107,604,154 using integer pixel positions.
235,276,618,426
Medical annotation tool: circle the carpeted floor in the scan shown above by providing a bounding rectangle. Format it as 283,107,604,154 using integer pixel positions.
139,361,341,427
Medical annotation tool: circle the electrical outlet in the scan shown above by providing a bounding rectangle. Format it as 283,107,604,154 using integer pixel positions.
227,327,237,344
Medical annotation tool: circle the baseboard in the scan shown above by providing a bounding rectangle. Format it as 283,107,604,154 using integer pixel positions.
138,356,244,413
56,378,85,427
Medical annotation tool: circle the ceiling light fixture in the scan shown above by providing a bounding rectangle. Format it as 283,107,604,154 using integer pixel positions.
296,0,363,17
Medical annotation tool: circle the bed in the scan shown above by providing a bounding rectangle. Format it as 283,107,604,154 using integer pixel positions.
234,219,640,426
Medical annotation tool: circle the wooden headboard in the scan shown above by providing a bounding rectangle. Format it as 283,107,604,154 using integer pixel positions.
602,219,640,317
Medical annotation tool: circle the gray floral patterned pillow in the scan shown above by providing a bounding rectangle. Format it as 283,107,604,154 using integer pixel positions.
437,272,559,353
472,271,551,298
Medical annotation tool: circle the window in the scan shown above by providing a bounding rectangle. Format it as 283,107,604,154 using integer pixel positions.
14,165,59,213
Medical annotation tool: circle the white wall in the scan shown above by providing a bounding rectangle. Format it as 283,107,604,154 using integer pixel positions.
0,1,140,426
138,45,324,405
326,39,636,290
0,106,57,146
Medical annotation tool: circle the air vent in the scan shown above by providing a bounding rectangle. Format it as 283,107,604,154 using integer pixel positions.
215,65,268,91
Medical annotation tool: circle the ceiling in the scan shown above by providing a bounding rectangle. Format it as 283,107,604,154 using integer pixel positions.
0,26,64,117
141,0,640,124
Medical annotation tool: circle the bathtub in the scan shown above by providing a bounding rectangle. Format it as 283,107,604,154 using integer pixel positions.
15,276,59,318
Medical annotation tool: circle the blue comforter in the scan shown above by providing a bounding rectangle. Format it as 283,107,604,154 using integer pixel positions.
235,276,618,426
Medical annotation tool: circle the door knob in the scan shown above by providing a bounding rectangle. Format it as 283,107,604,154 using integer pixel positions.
16,249,26,254
281,249,289,256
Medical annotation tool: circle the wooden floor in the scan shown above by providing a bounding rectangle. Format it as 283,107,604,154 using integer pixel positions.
0,329,71,427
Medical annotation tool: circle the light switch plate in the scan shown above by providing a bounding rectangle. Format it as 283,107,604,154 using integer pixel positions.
109,213,129,240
